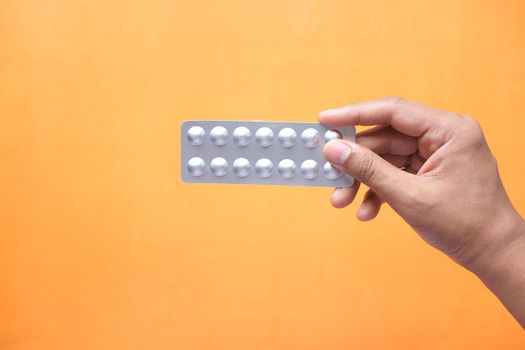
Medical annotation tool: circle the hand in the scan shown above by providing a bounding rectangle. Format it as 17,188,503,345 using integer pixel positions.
320,97,525,327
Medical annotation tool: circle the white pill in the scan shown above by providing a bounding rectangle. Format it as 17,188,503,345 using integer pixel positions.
300,159,320,179
233,127,251,147
233,158,251,177
278,159,296,179
187,157,206,176
210,157,228,176
255,158,273,177
324,129,342,143
278,128,297,148
323,162,341,180
210,126,229,146
187,126,206,146
301,128,321,148
255,127,274,147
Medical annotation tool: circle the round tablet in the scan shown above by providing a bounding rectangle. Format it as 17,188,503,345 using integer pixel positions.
324,129,342,143
278,128,297,148
233,158,251,177
301,128,321,148
278,159,296,179
210,157,228,176
187,126,206,146
300,159,320,179
255,158,273,177
323,162,341,180
255,127,274,147
187,157,206,177
232,126,251,147
210,126,229,146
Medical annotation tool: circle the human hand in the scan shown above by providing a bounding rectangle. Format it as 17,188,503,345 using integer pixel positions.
320,97,525,326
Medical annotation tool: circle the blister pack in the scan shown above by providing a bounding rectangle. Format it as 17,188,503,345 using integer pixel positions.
181,121,355,187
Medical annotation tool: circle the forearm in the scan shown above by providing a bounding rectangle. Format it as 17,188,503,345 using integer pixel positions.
471,214,525,328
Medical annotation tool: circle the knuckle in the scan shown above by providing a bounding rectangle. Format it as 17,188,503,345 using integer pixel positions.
386,96,406,105
489,153,499,168
405,187,423,204
355,152,377,184
402,185,428,210
465,115,482,130
485,152,500,175
418,130,445,156
462,115,486,147
402,178,437,209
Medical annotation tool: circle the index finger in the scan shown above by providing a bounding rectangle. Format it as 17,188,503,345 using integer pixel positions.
318,97,447,137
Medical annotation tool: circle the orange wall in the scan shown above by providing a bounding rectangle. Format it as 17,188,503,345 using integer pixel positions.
1,1,524,349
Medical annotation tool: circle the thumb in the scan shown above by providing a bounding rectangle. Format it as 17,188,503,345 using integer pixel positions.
324,139,416,201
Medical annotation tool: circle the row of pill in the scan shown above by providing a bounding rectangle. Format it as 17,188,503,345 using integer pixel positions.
187,157,343,180
186,125,342,148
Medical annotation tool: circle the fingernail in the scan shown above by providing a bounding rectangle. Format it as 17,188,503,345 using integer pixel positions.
319,109,337,117
331,187,343,200
357,201,369,220
325,140,352,165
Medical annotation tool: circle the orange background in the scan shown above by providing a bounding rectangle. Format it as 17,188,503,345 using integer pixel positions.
1,1,525,349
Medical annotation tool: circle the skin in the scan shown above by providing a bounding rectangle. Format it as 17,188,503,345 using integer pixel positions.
320,97,525,328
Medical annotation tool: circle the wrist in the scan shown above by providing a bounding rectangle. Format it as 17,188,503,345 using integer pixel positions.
466,211,525,279
467,212,525,327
